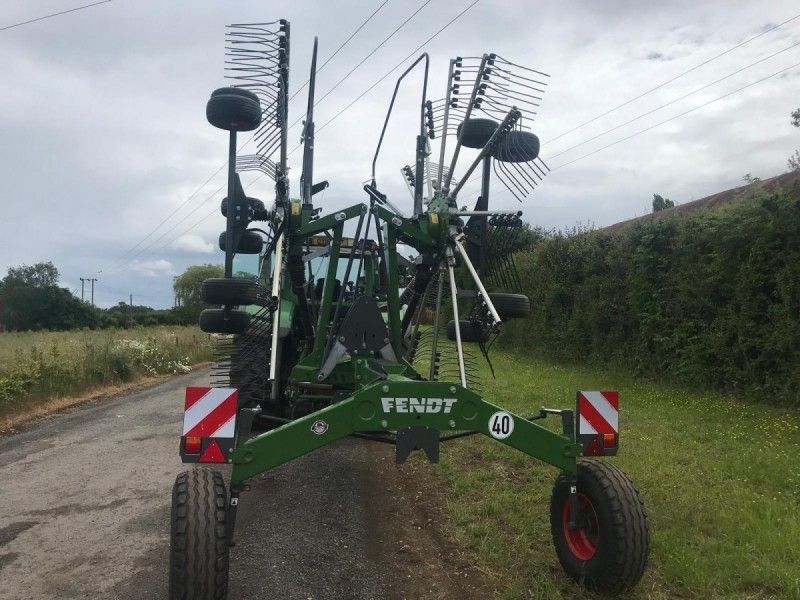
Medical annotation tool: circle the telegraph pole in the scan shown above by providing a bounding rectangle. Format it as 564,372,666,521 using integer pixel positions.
79,278,86,302
88,278,97,306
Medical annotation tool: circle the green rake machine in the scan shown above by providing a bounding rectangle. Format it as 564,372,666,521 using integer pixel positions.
170,19,649,599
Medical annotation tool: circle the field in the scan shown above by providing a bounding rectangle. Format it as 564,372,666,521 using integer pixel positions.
415,350,800,599
0,326,214,419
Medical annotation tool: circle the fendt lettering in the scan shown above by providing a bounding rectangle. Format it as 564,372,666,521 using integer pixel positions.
381,397,457,414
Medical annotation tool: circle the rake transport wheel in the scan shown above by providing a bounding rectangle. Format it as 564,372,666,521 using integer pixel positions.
201,278,260,306
206,86,262,132
550,461,649,593
199,308,250,334
491,130,541,162
457,118,499,149
169,469,229,600
218,230,263,254
488,292,530,319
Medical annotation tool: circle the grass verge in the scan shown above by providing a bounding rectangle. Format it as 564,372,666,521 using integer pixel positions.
414,350,800,599
0,326,215,420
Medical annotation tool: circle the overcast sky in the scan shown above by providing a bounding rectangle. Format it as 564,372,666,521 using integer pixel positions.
1,0,798,308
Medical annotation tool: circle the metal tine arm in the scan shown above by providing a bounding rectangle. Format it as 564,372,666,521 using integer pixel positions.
492,54,551,78
436,58,456,191
448,107,520,200
485,80,544,105
497,161,527,200
494,161,524,202
485,63,549,89
443,54,489,193
452,235,500,327
476,88,540,115
473,99,534,124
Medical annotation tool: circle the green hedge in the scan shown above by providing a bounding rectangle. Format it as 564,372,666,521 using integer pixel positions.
500,182,800,406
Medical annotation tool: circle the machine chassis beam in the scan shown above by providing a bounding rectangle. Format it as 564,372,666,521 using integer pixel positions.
230,376,580,484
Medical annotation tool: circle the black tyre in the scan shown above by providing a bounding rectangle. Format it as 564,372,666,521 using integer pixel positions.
446,320,490,343
218,230,263,254
201,278,260,306
169,469,229,600
199,308,251,334
457,118,499,149
550,461,649,593
488,292,530,319
206,87,261,132
492,130,540,162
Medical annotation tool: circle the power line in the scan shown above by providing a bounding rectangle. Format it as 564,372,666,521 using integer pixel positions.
109,0,480,275
103,181,227,274
551,61,800,171
285,0,481,162
111,163,228,266
548,39,800,160
310,0,433,111
1,0,112,32
291,0,392,101
106,171,266,276
317,0,482,135
545,11,800,144
107,4,392,272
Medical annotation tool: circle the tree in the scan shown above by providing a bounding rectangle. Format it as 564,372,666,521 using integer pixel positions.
743,173,761,184
789,109,800,171
5,261,59,287
788,150,800,172
652,194,675,213
0,262,97,330
173,264,223,322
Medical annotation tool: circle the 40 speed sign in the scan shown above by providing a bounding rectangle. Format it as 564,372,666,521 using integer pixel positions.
488,411,514,439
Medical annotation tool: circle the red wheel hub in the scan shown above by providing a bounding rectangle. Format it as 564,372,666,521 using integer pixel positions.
562,493,599,561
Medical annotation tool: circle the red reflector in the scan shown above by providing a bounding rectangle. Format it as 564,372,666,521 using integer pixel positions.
184,435,202,454
584,437,603,456
199,439,226,463
603,433,617,448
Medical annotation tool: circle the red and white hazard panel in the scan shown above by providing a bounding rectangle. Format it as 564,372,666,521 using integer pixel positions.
179,387,238,464
577,390,619,456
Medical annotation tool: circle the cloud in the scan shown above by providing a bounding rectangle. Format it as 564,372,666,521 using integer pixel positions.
0,0,797,308
130,259,174,278
171,234,214,254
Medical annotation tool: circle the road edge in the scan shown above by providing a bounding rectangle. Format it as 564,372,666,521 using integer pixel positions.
0,362,212,436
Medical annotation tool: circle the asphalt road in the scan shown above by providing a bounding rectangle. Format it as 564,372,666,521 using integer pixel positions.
0,370,482,600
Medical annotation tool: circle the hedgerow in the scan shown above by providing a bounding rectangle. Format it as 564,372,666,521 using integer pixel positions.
500,182,800,406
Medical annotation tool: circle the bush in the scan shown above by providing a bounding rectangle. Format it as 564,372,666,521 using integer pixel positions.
0,326,215,418
499,182,800,406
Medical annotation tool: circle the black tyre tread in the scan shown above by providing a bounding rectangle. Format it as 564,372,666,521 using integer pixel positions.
488,292,530,319
550,460,649,593
492,130,540,163
201,278,260,306
169,469,229,600
199,309,250,334
206,87,261,132
457,118,499,149
218,231,263,254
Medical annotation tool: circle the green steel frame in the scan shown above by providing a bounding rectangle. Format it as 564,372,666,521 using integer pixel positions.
228,199,581,486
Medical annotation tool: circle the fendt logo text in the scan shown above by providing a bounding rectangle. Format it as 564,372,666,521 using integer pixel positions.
380,397,457,414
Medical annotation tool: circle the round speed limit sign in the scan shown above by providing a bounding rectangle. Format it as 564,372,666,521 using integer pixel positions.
488,411,514,439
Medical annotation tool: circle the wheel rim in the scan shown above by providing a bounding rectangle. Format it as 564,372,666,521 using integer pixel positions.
561,492,599,560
